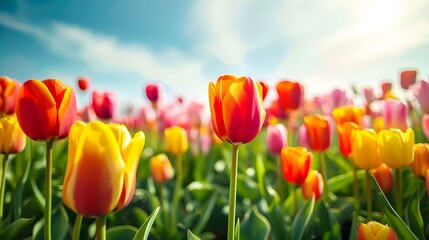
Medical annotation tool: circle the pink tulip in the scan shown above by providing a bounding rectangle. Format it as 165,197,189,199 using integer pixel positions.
423,114,429,140
297,124,310,149
136,104,156,130
78,104,97,122
363,87,376,104
267,124,288,155
411,80,429,114
145,83,159,103
91,90,117,120
319,89,352,115
186,101,205,127
380,100,408,131
400,70,417,90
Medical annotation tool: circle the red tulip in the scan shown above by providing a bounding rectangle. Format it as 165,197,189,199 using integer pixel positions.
372,164,393,193
16,79,77,141
77,77,90,91
145,83,160,103
381,82,392,95
276,80,304,112
304,114,332,152
209,75,265,144
400,70,417,90
0,76,20,115
258,81,269,100
92,90,117,120
281,147,312,185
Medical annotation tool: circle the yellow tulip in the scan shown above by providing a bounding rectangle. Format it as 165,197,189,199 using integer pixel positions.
164,126,188,156
350,129,382,170
62,121,145,217
378,128,414,169
0,116,26,154
150,154,174,183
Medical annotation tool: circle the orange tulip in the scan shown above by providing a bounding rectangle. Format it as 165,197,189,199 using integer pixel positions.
0,116,26,154
62,121,145,217
426,170,429,197
411,143,429,178
276,80,304,112
150,154,174,183
209,75,265,144
332,106,365,125
301,170,324,200
16,79,77,141
358,221,397,240
0,76,20,115
337,122,361,158
304,114,332,152
281,147,312,184
372,164,393,193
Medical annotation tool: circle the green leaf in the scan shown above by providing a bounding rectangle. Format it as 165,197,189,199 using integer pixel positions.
107,226,137,240
349,214,359,240
237,174,260,201
0,216,34,240
192,192,218,235
133,205,160,240
328,170,364,194
371,176,417,240
405,189,424,240
254,154,266,197
32,206,69,240
187,181,214,201
240,206,270,240
187,229,202,240
235,218,240,240
291,196,315,240
313,201,341,239
12,155,31,219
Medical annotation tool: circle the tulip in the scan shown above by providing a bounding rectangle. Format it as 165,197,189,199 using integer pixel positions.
381,82,392,95
164,126,188,156
350,129,382,170
267,124,287,155
319,89,352,115
304,114,332,152
378,128,414,169
0,116,26,219
363,87,376,104
258,81,269,100
411,80,429,114
297,124,310,149
281,147,312,185
150,154,174,183
400,70,417,90
209,75,265,145
423,114,429,140
380,100,409,131
337,122,361,158
332,106,365,126
209,74,265,240
372,164,393,193
186,101,205,128
92,90,117,120
0,76,20,115
145,83,160,104
358,221,397,240
301,170,324,201
276,80,304,112
411,143,429,178
426,170,429,197
63,121,145,217
77,77,90,91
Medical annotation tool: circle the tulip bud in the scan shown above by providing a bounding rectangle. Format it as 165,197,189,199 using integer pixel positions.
302,170,324,201
281,147,312,185
0,116,26,154
358,221,397,240
276,80,304,112
164,126,188,156
77,77,90,91
267,124,287,155
372,164,393,193
150,154,174,183
304,114,332,152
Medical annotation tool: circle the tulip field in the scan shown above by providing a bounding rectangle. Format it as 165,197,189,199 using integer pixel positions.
1,72,429,240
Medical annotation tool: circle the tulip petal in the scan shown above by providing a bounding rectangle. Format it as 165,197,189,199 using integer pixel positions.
57,87,77,138
108,124,132,152
358,224,375,240
116,131,145,210
16,80,57,140
65,121,125,217
209,81,227,141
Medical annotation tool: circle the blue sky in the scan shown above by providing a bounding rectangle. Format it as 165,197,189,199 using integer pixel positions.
1,0,429,111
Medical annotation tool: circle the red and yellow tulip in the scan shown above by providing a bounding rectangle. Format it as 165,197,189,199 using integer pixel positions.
62,121,145,217
281,147,312,185
151,154,174,183
209,75,265,144
332,106,365,126
337,122,361,158
0,116,26,154
301,170,324,201
16,79,77,141
372,164,393,193
358,221,397,240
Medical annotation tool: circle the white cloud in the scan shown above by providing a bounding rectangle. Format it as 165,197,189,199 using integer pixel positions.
0,12,208,102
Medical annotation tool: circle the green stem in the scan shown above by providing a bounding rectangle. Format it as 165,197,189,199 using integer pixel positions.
171,153,183,236
319,152,329,201
227,144,239,240
72,214,83,240
292,184,298,216
95,215,106,240
45,140,54,240
395,168,402,217
276,155,285,202
352,164,360,216
365,170,372,220
0,154,9,220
